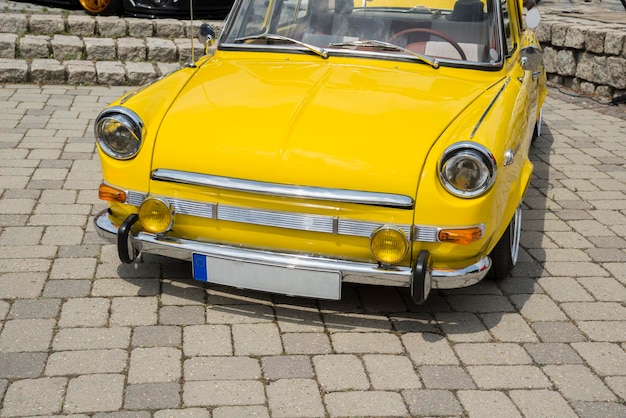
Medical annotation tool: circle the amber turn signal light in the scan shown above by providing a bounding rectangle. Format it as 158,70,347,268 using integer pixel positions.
438,227,483,245
98,183,127,203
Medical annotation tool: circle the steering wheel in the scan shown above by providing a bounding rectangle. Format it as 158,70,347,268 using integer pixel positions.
388,28,467,61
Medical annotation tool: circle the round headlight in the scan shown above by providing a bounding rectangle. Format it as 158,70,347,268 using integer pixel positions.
370,226,409,265
439,142,496,198
139,198,174,234
95,107,144,160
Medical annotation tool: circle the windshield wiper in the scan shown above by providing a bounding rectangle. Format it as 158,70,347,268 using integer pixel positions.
328,39,439,68
233,33,329,59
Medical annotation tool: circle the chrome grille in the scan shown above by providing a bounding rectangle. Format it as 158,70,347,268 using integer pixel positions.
123,189,439,242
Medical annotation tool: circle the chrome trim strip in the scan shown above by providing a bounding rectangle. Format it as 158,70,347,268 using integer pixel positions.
152,169,414,208
94,209,491,289
470,77,510,139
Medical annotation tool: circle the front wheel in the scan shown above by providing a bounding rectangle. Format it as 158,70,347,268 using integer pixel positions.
79,0,122,15
489,205,522,280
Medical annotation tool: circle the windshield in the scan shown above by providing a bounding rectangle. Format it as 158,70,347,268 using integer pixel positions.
221,0,504,66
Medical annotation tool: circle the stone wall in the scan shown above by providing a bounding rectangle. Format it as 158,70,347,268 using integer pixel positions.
536,14,626,98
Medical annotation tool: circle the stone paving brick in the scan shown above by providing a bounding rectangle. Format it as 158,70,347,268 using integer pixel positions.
110,296,158,326
45,349,128,375
133,325,181,348
435,312,491,342
509,389,578,417
50,257,97,279
183,324,232,356
402,389,463,416
402,332,459,365
8,298,60,319
531,321,587,343
128,347,182,384
561,301,626,321
572,401,626,417
64,374,125,413
537,276,594,301
313,354,369,392
206,304,274,324
154,408,211,418
282,332,332,355
161,279,205,305
572,342,626,376
331,332,403,354
457,390,521,418
0,377,67,416
524,343,584,365
446,294,515,313
52,327,130,351
275,305,324,333
59,297,110,327
124,382,181,410
362,354,421,390
419,365,476,390
262,355,314,381
578,276,626,302
0,318,55,352
185,356,261,381
577,321,626,342
468,365,551,389
0,352,47,379
233,323,282,356
183,380,266,407
160,305,206,325
454,343,533,365
0,272,47,298
543,365,617,401
322,311,392,332
480,312,538,343
91,277,160,296
267,379,325,418
212,406,269,418
324,391,408,417
606,376,626,399
512,294,569,322
43,279,92,298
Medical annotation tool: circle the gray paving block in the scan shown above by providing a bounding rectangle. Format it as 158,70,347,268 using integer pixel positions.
457,390,521,418
183,380,265,407
233,323,283,356
59,297,110,327
124,382,181,410
0,59,28,83
0,352,47,379
212,406,269,418
52,327,131,351
331,331,403,354
261,355,314,381
8,298,60,319
281,332,332,355
419,365,476,390
402,389,463,417
363,354,421,390
133,325,182,348
524,343,584,365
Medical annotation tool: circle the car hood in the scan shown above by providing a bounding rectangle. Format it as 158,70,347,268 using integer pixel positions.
151,55,497,199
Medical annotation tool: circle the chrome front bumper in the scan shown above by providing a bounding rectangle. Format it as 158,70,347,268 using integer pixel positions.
94,209,491,296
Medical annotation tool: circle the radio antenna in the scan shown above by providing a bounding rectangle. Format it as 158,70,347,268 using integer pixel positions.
188,0,196,67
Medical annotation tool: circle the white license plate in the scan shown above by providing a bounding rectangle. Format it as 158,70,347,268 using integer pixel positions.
192,253,342,300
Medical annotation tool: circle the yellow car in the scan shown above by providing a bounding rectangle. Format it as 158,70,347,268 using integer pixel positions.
94,0,547,303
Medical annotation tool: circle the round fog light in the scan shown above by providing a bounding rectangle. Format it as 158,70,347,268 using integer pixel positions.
139,198,173,234
370,226,409,265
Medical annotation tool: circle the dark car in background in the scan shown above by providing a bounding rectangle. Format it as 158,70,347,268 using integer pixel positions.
16,0,233,18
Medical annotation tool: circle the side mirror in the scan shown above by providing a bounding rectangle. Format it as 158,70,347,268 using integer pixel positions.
198,23,216,54
525,8,540,29
520,45,542,71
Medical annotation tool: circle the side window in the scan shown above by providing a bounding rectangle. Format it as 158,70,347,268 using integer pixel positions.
277,0,309,26
500,0,514,55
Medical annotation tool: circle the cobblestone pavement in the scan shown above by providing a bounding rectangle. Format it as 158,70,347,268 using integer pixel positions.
0,82,625,417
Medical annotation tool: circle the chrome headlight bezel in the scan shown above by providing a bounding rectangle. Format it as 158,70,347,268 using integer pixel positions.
95,106,145,160
438,142,497,198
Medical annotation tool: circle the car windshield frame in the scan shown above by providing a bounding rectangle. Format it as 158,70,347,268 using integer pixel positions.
218,0,507,69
